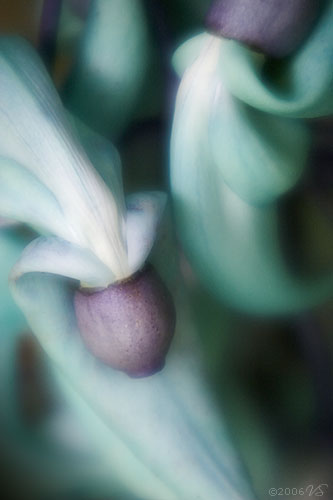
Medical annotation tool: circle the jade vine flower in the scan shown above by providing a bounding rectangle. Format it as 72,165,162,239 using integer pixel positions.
0,35,175,377
171,1,333,314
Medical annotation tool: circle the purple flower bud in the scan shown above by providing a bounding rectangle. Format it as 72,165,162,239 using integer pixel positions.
206,0,324,57
74,265,176,378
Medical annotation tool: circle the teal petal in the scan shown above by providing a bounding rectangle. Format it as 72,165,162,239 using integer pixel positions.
216,0,333,118
171,38,333,313
178,38,310,205
0,231,138,499
63,0,150,138
172,33,208,78
175,0,333,119
210,91,309,204
10,271,254,500
171,149,333,313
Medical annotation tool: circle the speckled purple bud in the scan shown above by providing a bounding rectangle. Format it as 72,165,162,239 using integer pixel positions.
74,265,176,378
206,0,323,57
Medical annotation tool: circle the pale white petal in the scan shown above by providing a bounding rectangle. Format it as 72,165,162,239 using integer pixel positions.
10,236,115,288
126,192,167,274
0,37,128,279
69,114,126,215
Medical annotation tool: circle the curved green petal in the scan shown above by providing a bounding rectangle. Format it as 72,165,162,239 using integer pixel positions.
217,0,333,118
171,37,333,313
175,0,333,119
172,33,208,78
171,145,333,313
10,271,255,500
182,40,309,205
210,95,309,204
63,0,150,139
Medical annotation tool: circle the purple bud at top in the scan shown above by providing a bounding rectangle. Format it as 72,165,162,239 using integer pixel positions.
74,265,176,378
206,0,324,57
